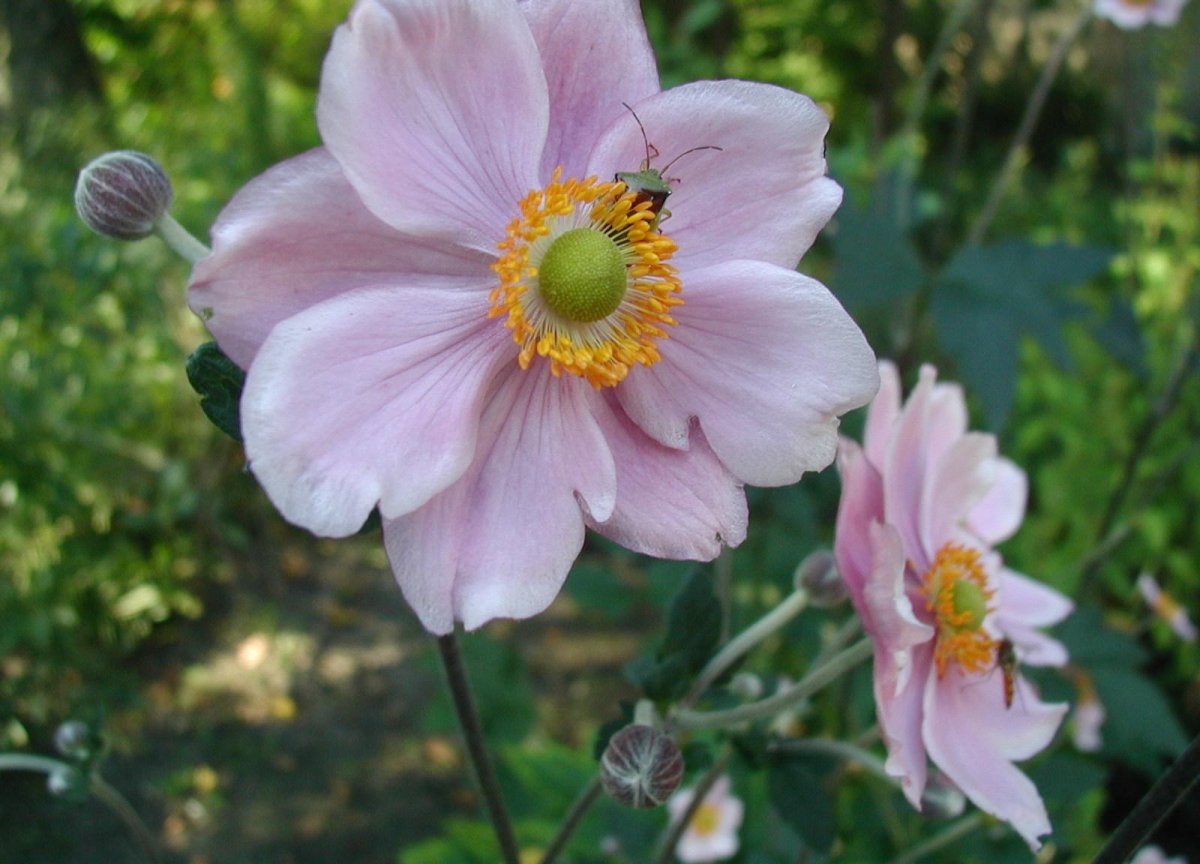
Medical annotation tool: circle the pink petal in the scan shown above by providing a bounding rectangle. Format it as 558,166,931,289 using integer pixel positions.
384,367,616,633
882,366,937,570
317,0,547,249
921,432,997,553
617,261,878,486
994,569,1073,667
586,80,841,271
834,440,885,607
922,665,1067,849
968,457,1027,544
923,378,969,468
863,361,903,469
241,284,508,537
588,395,747,560
519,0,659,179
189,148,487,368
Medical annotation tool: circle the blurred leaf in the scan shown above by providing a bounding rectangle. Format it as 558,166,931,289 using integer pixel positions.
185,341,245,442
628,569,721,701
1056,605,1147,667
932,240,1112,428
398,818,497,864
767,752,837,854
833,201,926,312
1091,295,1147,378
1090,668,1189,773
1028,752,1107,804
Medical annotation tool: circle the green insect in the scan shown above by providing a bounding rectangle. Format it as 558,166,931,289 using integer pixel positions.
614,102,722,230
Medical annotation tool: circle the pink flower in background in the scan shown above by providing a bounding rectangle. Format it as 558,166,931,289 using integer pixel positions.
1137,573,1198,641
835,362,1072,849
1070,682,1106,753
1131,846,1189,864
1094,0,1189,28
188,0,877,633
667,775,744,863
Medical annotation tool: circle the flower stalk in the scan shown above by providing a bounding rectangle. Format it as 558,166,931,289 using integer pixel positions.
671,637,873,731
884,812,985,864
436,632,521,864
155,213,211,265
654,749,732,864
539,776,602,864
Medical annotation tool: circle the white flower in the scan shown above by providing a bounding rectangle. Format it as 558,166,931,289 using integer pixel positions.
667,775,744,863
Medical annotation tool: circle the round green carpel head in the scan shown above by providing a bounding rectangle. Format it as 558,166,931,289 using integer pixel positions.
537,228,627,323
949,578,989,632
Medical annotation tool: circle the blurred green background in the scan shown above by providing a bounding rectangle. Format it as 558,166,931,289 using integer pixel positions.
0,0,1197,862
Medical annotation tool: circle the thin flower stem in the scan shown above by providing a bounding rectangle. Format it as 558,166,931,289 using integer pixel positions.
0,754,162,864
654,749,732,864
770,738,891,783
884,812,985,864
154,213,210,264
1092,729,1200,864
539,775,602,864
671,638,873,731
436,633,521,864
678,587,810,710
966,4,1093,246
810,614,863,670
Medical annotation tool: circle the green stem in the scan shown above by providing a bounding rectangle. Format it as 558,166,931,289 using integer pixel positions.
884,812,985,864
678,587,810,709
771,738,891,783
0,754,161,864
437,632,521,864
654,749,731,864
539,776,602,864
966,4,1093,245
672,638,873,731
154,212,210,264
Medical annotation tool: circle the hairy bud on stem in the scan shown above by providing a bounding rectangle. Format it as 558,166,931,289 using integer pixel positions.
75,151,173,240
599,725,684,808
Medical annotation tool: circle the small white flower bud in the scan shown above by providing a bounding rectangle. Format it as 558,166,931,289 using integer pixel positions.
46,767,77,797
53,720,92,758
920,774,966,819
729,672,763,700
794,550,847,608
75,151,173,240
599,725,684,809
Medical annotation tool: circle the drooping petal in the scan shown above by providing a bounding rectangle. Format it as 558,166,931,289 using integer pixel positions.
519,0,659,179
189,148,487,368
617,260,878,486
923,666,1067,849
835,440,885,605
863,361,903,470
995,569,1073,667
968,457,1027,545
384,367,616,634
921,432,997,553
589,396,747,560
317,0,547,249
586,80,842,271
241,284,508,538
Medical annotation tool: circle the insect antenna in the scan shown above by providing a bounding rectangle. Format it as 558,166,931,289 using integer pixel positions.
660,145,724,175
620,101,653,168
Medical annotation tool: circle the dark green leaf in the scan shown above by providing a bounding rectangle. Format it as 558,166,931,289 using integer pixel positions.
185,341,245,442
767,753,837,854
1056,605,1146,667
833,202,926,312
1091,295,1147,378
629,569,722,700
1090,668,1189,772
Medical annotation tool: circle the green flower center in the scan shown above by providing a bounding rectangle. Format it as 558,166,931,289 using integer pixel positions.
537,228,627,323
949,579,989,632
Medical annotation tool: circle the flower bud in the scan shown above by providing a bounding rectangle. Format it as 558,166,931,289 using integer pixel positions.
794,550,847,608
53,720,92,759
919,773,966,819
75,151,173,240
729,672,763,701
46,767,78,797
599,725,684,809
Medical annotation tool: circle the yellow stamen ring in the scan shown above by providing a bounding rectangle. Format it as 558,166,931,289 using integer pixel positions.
921,543,997,678
489,168,682,388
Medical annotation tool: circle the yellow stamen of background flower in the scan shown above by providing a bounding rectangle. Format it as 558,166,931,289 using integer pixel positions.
690,801,721,836
922,543,997,678
490,168,682,388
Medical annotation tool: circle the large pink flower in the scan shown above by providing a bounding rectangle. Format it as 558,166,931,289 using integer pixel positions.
1094,0,1189,28
834,362,1071,849
188,0,878,634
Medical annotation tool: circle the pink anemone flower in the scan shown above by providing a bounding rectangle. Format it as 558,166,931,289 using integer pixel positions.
835,362,1072,849
188,0,878,634
1094,0,1189,28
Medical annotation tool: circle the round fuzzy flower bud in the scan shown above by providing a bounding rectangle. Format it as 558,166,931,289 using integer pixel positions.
794,550,847,608
53,720,92,759
730,672,764,701
599,725,684,809
75,151,173,240
46,767,78,797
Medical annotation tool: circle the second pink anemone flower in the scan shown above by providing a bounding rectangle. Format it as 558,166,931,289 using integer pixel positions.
188,0,878,634
835,362,1072,849
1094,0,1190,29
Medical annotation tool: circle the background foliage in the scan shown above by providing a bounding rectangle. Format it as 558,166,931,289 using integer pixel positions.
0,0,1197,862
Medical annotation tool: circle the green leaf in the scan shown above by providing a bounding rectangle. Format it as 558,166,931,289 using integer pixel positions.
628,569,722,700
833,202,926,312
1056,605,1146,667
185,341,245,442
767,753,837,854
932,240,1112,429
1090,668,1189,772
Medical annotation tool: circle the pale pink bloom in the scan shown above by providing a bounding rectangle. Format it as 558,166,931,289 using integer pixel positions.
1131,846,1189,864
188,0,877,633
1137,573,1198,641
667,775,744,863
1094,0,1189,28
835,362,1072,849
1071,692,1106,753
